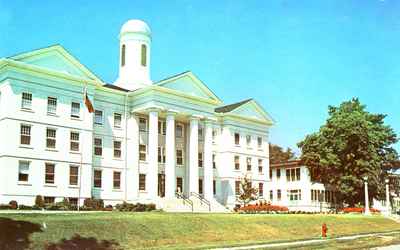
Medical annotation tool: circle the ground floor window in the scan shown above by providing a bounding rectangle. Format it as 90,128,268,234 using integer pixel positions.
139,174,146,191
94,170,102,188
18,161,30,182
45,163,55,184
44,196,55,205
113,171,121,189
288,189,301,201
176,177,183,193
69,165,79,186
258,183,263,197
213,180,216,195
235,181,240,195
199,179,203,195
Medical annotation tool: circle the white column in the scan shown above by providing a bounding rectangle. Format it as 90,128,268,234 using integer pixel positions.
126,113,139,200
148,110,159,200
165,112,176,198
203,120,213,200
364,176,370,215
189,116,199,194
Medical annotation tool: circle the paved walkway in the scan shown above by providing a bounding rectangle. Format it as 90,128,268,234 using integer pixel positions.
213,231,400,250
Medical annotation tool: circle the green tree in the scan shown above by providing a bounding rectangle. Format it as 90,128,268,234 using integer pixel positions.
238,176,259,206
269,144,295,164
298,98,399,206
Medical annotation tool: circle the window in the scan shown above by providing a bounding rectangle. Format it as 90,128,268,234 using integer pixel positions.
176,124,183,137
234,133,240,145
212,154,216,169
47,97,57,114
286,168,301,182
198,127,203,140
246,135,251,146
212,129,217,143
270,169,273,179
94,138,102,156
213,180,216,195
270,190,273,201
44,197,55,205
257,137,263,148
114,113,122,128
94,110,103,125
234,156,240,170
46,128,56,149
158,121,166,135
176,177,183,193
139,174,146,191
198,179,203,194
139,144,147,161
246,157,252,171
121,44,126,66
288,189,301,201
258,159,263,173
258,183,264,197
141,44,147,66
277,189,282,201
113,140,122,158
20,124,31,145
113,171,121,189
69,198,78,207
71,102,80,118
21,92,32,109
18,161,29,182
276,168,281,180
176,149,183,165
235,181,241,195
94,170,102,188
69,165,79,186
70,132,80,152
45,163,55,184
198,152,203,167
158,147,165,163
139,118,147,132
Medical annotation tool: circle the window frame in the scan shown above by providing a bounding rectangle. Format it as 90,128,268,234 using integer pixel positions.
198,152,203,168
139,174,146,191
21,92,32,110
139,117,147,132
70,102,81,119
113,171,121,190
69,165,79,186
93,169,102,188
94,110,103,125
45,163,55,184
176,124,183,137
246,157,252,171
94,137,103,156
46,128,57,149
234,133,240,145
20,124,31,146
70,131,80,152
176,149,184,166
139,144,147,161
234,155,240,170
18,161,30,182
114,113,122,128
113,140,122,158
141,44,147,67
47,97,57,115
246,135,251,146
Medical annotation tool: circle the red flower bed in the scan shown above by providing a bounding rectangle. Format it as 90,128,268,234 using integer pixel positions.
239,203,289,213
342,207,380,213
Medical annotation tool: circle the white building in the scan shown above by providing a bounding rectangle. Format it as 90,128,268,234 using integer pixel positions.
0,20,274,211
269,160,335,212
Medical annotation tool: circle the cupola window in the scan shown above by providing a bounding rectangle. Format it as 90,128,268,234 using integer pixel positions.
121,44,126,67
141,44,147,66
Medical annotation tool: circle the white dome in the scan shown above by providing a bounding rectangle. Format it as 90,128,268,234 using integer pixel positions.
120,19,151,36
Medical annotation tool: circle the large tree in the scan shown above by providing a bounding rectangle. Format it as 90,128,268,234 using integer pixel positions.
269,144,295,164
298,98,399,206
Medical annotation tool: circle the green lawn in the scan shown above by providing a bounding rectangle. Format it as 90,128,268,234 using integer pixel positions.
1,212,400,249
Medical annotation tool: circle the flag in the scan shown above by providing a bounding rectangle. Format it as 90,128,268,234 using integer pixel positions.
83,87,94,113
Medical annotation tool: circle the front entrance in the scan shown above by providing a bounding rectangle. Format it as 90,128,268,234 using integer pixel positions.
158,174,165,197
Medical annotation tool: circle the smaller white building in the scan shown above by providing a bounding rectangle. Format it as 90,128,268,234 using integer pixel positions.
269,160,335,212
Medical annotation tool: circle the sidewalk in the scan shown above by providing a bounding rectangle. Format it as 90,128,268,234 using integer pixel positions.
213,231,400,250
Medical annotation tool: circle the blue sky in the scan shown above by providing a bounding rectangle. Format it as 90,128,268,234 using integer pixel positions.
1,0,399,154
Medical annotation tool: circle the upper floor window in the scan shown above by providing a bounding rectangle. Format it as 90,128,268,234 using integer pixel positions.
141,44,147,66
139,144,147,161
176,124,183,137
21,92,32,110
234,133,240,145
46,128,56,149
71,102,80,119
276,168,281,180
286,168,301,182
94,138,102,156
158,147,166,163
234,155,240,170
45,163,55,184
246,157,252,171
269,169,273,179
198,152,203,167
70,132,80,152
258,183,264,197
20,124,31,145
113,140,122,158
158,121,166,135
69,165,79,186
121,44,126,67
18,161,30,182
94,110,103,125
47,97,57,114
176,149,183,165
257,137,263,148
114,113,122,128
212,154,216,169
139,118,147,132
198,127,203,140
258,159,263,173
246,135,251,146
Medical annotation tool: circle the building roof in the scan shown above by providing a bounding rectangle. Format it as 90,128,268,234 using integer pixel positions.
103,84,130,92
270,160,301,168
214,99,252,113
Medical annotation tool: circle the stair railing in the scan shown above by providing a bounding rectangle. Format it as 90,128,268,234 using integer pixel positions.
176,192,194,212
190,192,211,212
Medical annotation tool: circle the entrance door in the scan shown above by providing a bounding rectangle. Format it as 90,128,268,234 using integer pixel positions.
158,174,165,197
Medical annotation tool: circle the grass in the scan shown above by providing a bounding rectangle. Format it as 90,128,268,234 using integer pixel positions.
1,212,400,249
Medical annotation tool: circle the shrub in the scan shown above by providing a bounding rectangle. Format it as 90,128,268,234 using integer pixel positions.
0,204,11,210
342,207,380,214
238,203,289,214
83,198,104,210
103,205,113,211
18,205,34,210
115,202,156,212
9,200,18,209
35,195,45,208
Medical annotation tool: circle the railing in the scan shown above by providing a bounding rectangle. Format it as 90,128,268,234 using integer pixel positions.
176,192,193,212
190,192,211,212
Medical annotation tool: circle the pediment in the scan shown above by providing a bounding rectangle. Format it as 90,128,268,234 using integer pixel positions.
9,45,100,81
230,100,274,123
156,71,221,103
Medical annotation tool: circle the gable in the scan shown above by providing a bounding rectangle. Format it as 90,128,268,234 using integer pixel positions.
229,100,274,123
156,71,221,103
9,45,101,82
